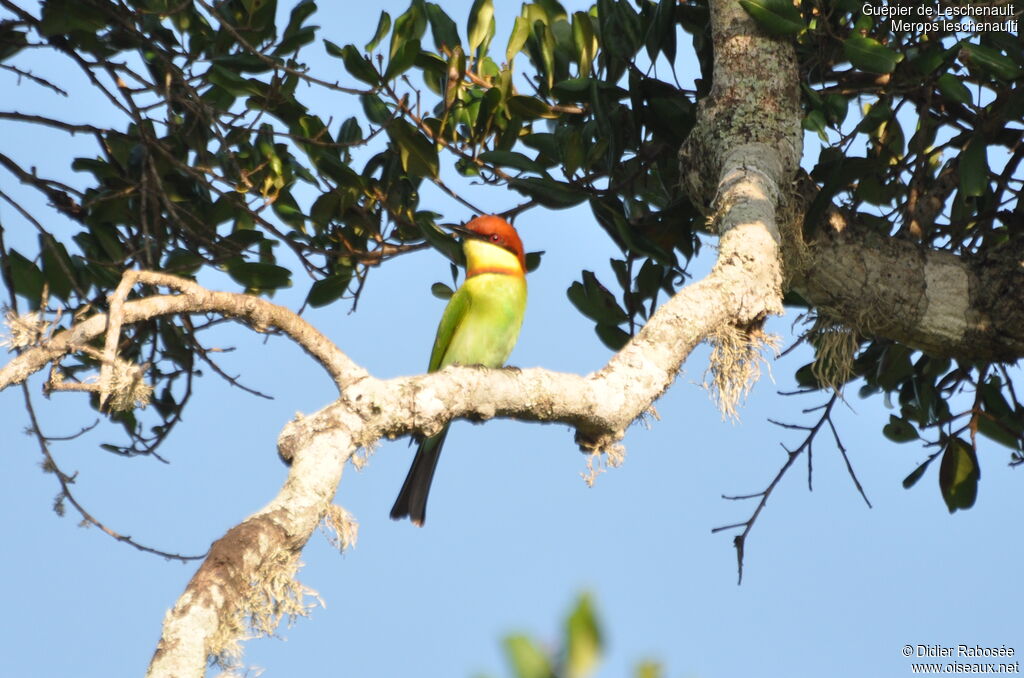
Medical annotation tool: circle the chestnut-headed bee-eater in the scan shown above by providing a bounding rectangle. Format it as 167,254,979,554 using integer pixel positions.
390,215,527,525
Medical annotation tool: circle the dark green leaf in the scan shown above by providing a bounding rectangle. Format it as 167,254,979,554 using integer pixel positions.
635,258,663,300
532,19,556,92
365,11,391,51
163,248,204,276
7,250,45,305
824,94,848,126
507,95,558,120
571,12,597,78
560,127,584,176
89,224,124,262
282,0,317,38
425,4,459,51
226,260,292,291
387,119,439,178
420,218,464,265
479,150,545,174
39,0,109,37
803,109,828,141
310,191,341,228
39,235,75,300
980,380,1011,418
902,456,935,489
936,73,971,106
361,93,392,124
207,65,263,97
567,271,628,325
271,189,304,229
275,26,317,56
645,0,677,63
525,250,544,273
959,135,988,198
509,177,585,208
959,42,1019,82
384,37,420,81
0,27,29,61
794,363,820,389
977,413,1022,450
307,271,352,307
390,1,427,59
430,282,454,299
326,41,379,86
738,0,803,36
595,323,630,352
844,36,902,74
521,133,560,164
882,415,919,443
909,45,947,77
338,116,363,145
938,437,980,513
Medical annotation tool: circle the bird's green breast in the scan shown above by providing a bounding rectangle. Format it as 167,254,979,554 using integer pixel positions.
437,272,526,370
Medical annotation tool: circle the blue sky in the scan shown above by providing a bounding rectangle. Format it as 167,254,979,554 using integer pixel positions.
1,2,1021,677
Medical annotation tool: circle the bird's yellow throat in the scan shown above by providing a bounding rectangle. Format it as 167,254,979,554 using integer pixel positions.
463,238,524,278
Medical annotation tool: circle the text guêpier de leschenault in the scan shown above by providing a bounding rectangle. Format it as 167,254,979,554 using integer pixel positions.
861,3,1019,34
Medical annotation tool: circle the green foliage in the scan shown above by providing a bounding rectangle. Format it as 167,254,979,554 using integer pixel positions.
774,2,1024,511
1,0,1021,514
564,593,602,678
1,0,707,459
938,436,980,513
842,35,903,74
739,0,803,37
480,593,663,678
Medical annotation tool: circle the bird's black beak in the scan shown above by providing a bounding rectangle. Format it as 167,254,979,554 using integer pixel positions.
444,222,478,239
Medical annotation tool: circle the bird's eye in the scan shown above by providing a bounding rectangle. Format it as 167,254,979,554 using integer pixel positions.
490,233,500,242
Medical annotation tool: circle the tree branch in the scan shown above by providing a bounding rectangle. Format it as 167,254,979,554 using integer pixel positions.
0,162,790,671
144,0,800,668
1,1,803,673
791,198,1024,361
0,271,363,393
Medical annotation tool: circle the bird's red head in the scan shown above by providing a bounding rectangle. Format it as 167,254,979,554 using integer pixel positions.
460,215,526,271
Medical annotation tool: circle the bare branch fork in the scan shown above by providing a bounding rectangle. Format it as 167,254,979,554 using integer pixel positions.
712,391,870,584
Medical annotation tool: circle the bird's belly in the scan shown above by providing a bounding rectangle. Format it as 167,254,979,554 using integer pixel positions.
442,277,526,368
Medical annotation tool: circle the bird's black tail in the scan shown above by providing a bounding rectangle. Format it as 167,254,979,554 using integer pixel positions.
390,425,450,526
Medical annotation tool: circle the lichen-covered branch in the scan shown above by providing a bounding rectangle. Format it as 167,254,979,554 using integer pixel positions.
147,0,800,672
0,270,363,393
146,427,353,676
1,1,804,674
791,205,1024,361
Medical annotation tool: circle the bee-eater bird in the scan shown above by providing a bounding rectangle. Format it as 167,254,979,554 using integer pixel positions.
390,215,528,525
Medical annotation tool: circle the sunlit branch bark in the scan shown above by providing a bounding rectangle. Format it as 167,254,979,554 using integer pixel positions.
792,199,1024,361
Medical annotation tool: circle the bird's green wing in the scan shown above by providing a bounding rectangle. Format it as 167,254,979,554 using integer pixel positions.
427,284,471,372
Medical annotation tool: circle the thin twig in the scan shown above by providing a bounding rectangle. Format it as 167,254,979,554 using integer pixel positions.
181,316,273,400
0,64,69,95
21,382,207,561
713,392,869,583
0,228,203,560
